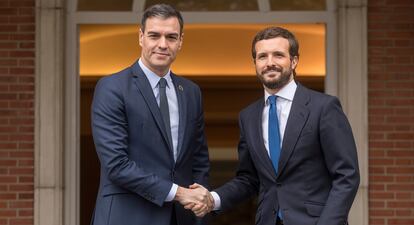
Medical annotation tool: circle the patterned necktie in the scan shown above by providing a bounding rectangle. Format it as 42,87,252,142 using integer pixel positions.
158,78,173,153
268,95,281,173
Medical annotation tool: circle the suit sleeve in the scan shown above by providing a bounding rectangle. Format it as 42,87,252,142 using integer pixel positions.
214,114,260,210
317,97,360,225
91,77,172,207
191,86,210,188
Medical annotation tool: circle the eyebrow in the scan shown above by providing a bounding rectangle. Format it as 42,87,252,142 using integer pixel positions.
146,31,180,36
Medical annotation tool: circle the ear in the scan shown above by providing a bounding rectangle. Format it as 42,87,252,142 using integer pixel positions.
291,56,298,70
139,28,144,47
178,33,184,50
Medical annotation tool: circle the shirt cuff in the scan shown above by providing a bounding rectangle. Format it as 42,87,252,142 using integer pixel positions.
165,183,178,202
210,191,221,210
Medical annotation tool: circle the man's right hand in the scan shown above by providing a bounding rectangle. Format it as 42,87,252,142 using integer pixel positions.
174,183,214,217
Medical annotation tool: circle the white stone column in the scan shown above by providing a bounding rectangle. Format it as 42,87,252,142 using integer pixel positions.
34,0,65,224
337,0,369,224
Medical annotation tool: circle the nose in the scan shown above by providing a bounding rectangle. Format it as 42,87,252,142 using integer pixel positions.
265,56,276,67
158,37,167,49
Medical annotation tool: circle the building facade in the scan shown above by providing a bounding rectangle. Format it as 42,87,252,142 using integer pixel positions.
0,0,413,224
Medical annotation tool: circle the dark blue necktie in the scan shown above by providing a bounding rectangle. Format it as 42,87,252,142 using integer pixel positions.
268,95,281,174
159,78,173,152
268,95,284,220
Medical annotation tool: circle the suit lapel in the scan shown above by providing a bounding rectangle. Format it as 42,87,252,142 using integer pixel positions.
131,62,175,161
171,74,187,163
249,100,278,181
277,84,310,178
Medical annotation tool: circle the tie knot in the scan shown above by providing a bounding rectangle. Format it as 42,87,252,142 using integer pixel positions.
268,95,277,105
159,78,167,88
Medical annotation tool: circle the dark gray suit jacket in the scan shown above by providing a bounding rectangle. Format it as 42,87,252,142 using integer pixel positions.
91,61,210,225
215,83,359,225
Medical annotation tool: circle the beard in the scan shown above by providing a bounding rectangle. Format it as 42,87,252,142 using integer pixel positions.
257,65,293,90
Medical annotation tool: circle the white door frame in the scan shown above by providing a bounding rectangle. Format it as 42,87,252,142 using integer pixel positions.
34,1,368,225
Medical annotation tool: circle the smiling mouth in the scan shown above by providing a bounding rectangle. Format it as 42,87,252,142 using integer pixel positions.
263,70,281,76
154,52,169,56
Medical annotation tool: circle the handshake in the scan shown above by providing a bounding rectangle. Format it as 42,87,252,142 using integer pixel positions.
174,183,214,217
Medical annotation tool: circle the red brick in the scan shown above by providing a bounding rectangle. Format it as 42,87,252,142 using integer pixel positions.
10,0,35,7
395,210,413,217
18,59,34,67
9,51,34,58
0,193,17,200
370,141,394,149
370,209,395,216
9,16,34,24
395,159,412,166
370,184,386,191
18,210,32,217
9,85,34,92
17,126,33,133
0,59,18,66
388,201,414,208
387,167,414,174
0,176,17,183
387,133,414,140
394,142,412,149
10,34,34,41
0,42,18,49
17,160,33,167
395,192,412,199
370,200,386,208
9,200,33,209
17,76,34,83
370,167,386,174
388,219,414,224
9,118,34,125
370,158,394,165
17,143,33,150
9,151,33,158
18,43,34,49
387,184,414,191
0,159,17,167
0,25,18,32
0,142,17,149
370,218,385,225
386,0,414,5
388,150,414,157
18,93,33,100
9,185,33,192
370,175,395,182
0,34,10,40
18,176,33,183
0,210,17,217
18,25,34,32
9,168,33,175
9,218,33,225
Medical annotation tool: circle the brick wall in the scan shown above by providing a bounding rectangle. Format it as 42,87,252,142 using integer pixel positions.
0,0,35,224
368,0,414,224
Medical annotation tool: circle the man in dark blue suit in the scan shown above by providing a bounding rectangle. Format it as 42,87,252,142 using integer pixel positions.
90,4,212,225
191,26,360,225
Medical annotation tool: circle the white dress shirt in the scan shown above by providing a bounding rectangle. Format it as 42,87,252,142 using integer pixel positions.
211,80,297,210
138,59,179,202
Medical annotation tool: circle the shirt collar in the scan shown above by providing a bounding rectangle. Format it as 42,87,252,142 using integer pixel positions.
264,79,297,105
138,58,172,89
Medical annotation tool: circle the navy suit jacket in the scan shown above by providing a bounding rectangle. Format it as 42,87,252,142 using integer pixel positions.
215,83,360,225
91,61,210,225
